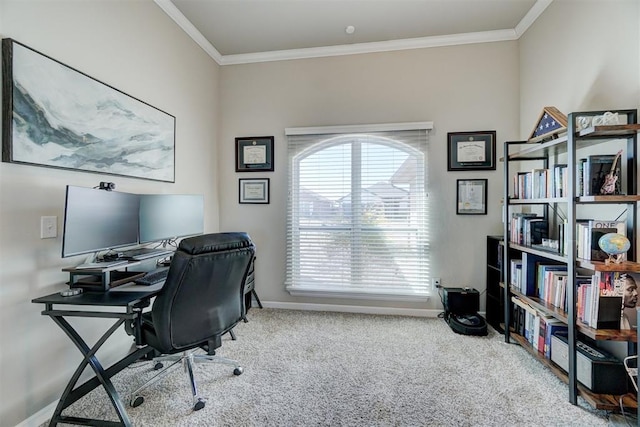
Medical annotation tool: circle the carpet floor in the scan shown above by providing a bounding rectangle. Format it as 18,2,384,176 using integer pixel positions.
58,308,629,426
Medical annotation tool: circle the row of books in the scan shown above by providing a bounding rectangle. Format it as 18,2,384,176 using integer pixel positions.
509,213,548,246
511,153,622,199
512,252,635,330
509,216,626,261
513,164,568,199
511,296,568,359
579,271,639,330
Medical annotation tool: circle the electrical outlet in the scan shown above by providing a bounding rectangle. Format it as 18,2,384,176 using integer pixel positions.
432,277,441,288
41,216,57,239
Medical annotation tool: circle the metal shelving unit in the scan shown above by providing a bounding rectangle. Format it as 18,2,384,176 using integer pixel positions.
501,109,640,412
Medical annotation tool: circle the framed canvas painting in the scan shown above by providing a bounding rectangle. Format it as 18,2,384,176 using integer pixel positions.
2,38,176,182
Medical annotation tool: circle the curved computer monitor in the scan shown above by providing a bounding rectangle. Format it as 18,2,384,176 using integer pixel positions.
62,186,140,258
138,194,204,244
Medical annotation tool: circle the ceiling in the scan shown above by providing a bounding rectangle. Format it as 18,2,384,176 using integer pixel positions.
155,0,551,65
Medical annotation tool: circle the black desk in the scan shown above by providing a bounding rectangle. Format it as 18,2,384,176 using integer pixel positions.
33,287,161,427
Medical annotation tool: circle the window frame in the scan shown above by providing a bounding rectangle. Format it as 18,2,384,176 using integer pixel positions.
285,122,433,301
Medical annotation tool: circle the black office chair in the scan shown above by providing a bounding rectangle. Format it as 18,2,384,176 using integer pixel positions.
129,232,255,411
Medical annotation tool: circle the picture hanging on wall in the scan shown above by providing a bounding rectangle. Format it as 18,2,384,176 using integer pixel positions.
447,130,496,171
1,38,176,182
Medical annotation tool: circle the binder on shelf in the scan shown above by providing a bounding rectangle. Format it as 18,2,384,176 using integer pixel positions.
521,252,548,297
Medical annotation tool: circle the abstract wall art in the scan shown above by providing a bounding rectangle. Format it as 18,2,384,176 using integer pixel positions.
2,38,175,182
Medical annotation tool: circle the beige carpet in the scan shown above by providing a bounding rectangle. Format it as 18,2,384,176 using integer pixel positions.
58,308,624,426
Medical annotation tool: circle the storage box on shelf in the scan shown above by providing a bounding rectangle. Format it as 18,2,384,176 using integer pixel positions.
501,109,640,412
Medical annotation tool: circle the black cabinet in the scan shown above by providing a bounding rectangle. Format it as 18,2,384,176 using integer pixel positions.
485,235,503,332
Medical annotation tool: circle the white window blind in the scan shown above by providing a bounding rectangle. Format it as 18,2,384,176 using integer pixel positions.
285,123,432,300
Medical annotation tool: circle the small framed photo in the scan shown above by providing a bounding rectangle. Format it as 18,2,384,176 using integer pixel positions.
457,179,487,215
236,136,274,172
447,131,496,171
239,178,270,204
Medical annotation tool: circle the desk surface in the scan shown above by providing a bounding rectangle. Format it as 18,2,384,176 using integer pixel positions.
32,287,160,307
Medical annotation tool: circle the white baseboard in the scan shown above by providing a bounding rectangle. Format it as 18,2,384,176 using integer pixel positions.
16,400,56,427
259,300,443,317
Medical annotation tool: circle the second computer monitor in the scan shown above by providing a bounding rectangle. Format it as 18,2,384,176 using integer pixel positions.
138,194,204,244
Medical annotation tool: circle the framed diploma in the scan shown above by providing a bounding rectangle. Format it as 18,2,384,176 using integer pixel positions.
456,179,487,215
239,178,270,204
447,131,496,171
235,136,274,172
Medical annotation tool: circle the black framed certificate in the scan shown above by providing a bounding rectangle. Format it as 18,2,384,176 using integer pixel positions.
447,131,496,171
235,136,274,172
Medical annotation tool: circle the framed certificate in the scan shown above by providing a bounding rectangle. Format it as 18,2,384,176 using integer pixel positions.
447,131,496,171
239,178,270,204
457,179,487,215
236,136,274,172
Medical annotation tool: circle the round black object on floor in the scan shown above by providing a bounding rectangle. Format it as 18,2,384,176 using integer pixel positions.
447,313,488,336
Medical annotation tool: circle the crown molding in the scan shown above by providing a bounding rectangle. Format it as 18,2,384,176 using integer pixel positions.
153,0,223,64
221,29,518,65
514,0,553,37
156,0,552,66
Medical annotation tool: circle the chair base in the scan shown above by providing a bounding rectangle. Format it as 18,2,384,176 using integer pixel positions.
129,349,243,411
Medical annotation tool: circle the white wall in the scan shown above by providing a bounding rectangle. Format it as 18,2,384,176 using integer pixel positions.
218,42,520,311
0,1,220,425
3,0,639,425
519,0,639,133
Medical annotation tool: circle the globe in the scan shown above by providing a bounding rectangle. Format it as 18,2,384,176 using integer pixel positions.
598,233,630,255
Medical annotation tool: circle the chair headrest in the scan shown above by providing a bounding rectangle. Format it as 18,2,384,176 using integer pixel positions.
178,232,254,255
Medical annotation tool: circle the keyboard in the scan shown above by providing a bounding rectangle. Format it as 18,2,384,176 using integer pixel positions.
121,248,172,260
134,267,170,286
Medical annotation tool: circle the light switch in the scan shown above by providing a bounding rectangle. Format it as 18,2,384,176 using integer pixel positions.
41,216,57,239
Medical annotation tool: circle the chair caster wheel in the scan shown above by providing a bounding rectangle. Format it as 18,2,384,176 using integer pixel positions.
154,362,164,370
233,367,244,376
194,399,205,411
130,395,144,407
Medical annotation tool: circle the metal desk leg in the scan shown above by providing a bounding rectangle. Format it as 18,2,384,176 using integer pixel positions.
48,315,132,427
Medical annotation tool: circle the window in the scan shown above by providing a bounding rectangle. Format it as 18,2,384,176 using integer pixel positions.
285,123,432,300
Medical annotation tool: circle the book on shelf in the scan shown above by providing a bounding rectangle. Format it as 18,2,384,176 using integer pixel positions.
536,263,567,302
509,212,538,245
578,158,586,196
524,218,548,246
510,259,523,290
552,164,567,198
530,168,547,199
612,272,640,330
512,297,537,344
520,252,549,297
577,280,592,325
588,271,624,329
544,320,567,359
583,154,622,196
